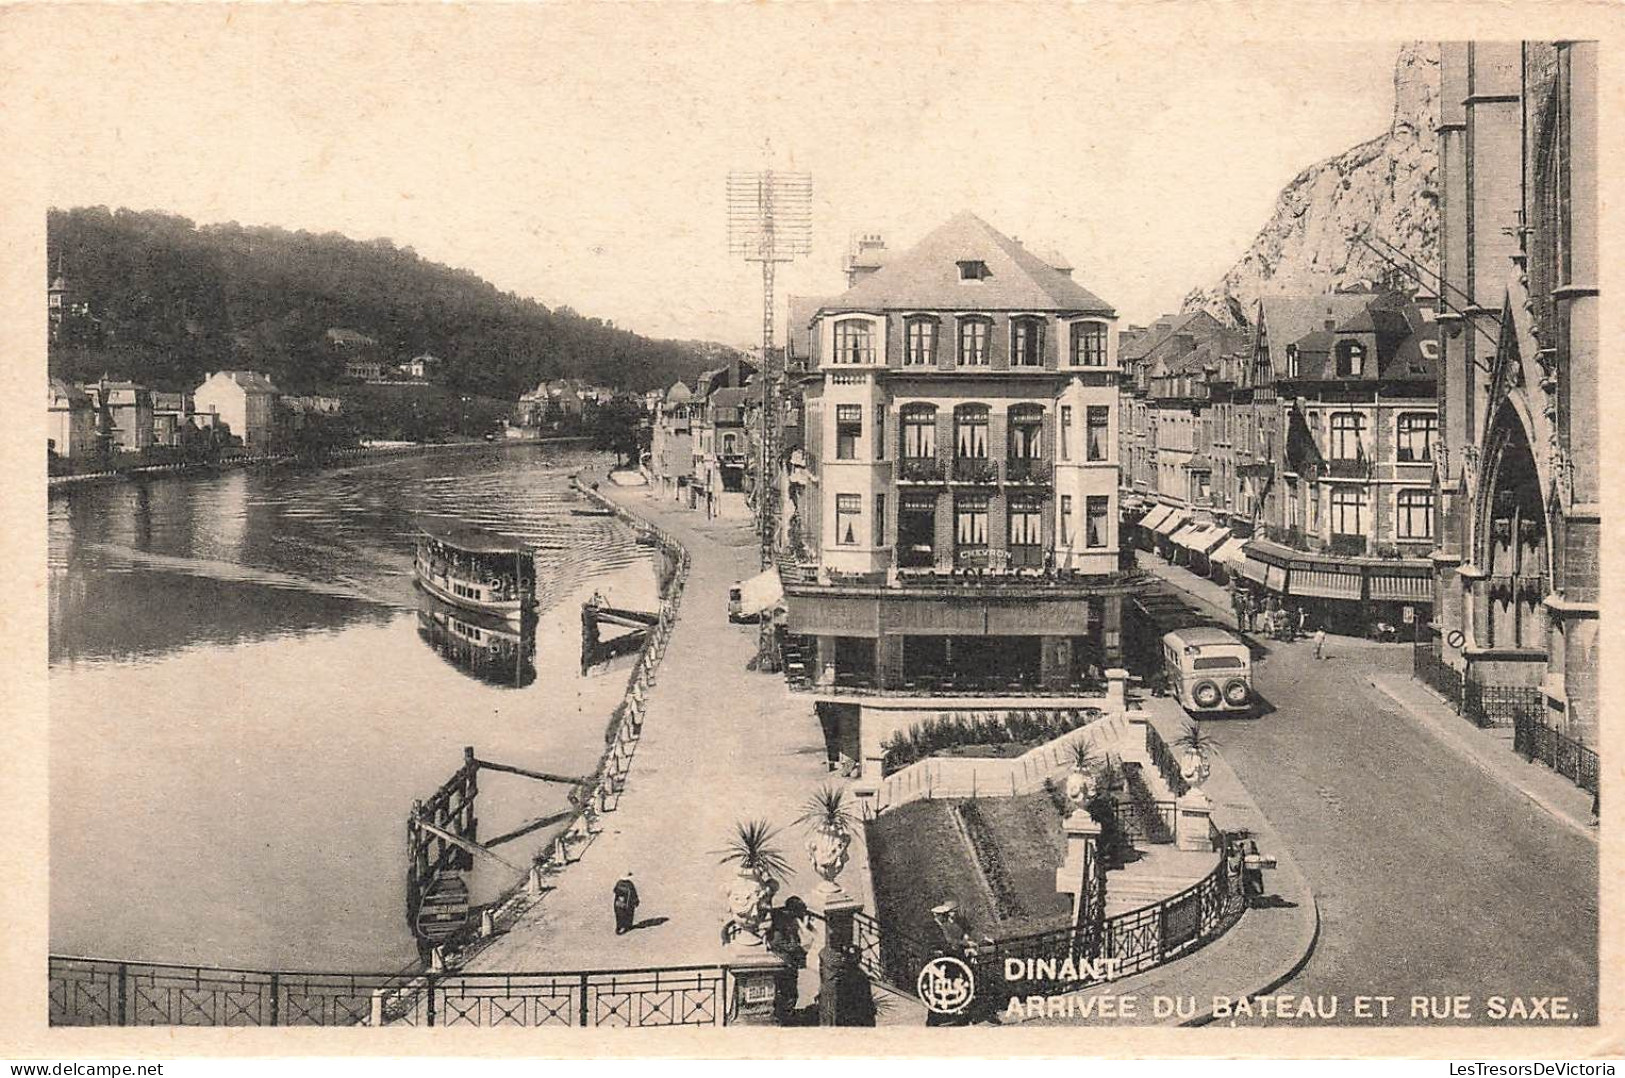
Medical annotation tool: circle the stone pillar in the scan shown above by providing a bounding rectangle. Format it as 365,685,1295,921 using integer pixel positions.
815,634,837,688
874,634,904,690
1054,811,1105,958
858,705,886,781
1175,787,1214,852
1105,667,1129,714
1102,594,1123,665
816,893,865,1026
726,941,789,1026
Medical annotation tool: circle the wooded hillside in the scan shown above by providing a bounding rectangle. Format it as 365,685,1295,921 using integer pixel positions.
47,207,728,396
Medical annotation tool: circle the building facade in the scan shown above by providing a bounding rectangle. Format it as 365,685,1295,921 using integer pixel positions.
779,212,1136,778
1427,42,1598,744
194,370,282,451
47,378,98,459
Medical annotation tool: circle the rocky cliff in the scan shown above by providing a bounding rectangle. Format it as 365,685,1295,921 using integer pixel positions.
1183,42,1440,326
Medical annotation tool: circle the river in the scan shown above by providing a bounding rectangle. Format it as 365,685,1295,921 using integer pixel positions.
47,445,659,973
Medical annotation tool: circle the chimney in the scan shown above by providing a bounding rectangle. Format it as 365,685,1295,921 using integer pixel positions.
844,233,887,287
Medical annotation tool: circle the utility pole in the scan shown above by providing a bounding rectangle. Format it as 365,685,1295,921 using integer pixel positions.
728,162,811,671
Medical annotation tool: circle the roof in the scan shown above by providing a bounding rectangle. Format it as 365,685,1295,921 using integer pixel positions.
151,391,190,411
708,387,753,410
664,381,693,404
418,521,534,555
785,295,829,360
1255,295,1372,366
48,377,90,406
1165,626,1243,648
204,370,280,394
818,212,1114,316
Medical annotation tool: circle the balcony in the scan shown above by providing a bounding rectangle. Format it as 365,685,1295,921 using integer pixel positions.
1328,533,1367,557
1004,457,1053,488
897,457,946,484
952,457,998,484
1323,458,1371,479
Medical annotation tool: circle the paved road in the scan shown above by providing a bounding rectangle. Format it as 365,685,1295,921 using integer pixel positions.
1214,632,1598,1026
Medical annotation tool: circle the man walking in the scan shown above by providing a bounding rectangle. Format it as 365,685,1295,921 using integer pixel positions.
1313,627,1327,660
613,871,640,935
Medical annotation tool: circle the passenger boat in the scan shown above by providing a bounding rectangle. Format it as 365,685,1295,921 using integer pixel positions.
415,588,537,688
414,522,537,620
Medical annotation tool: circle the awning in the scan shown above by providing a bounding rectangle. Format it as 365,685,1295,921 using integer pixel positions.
1265,564,1289,593
1241,555,1271,585
1370,573,1433,603
736,569,785,617
1150,510,1190,536
1214,537,1250,567
1169,523,1205,548
1186,526,1231,555
1292,566,1363,600
1140,505,1174,531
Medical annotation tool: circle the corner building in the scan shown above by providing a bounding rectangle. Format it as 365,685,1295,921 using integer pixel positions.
780,213,1137,778
1429,42,1598,743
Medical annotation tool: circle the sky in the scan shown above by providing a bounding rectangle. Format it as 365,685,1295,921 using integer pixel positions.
12,6,1403,348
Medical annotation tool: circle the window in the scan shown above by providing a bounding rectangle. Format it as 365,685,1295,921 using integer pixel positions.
1086,406,1109,462
832,319,875,365
1309,482,1320,531
1011,317,1045,367
1329,412,1366,460
958,318,990,367
902,405,936,458
835,494,861,545
1008,500,1043,567
1397,413,1437,463
1085,496,1109,548
1330,486,1365,535
874,405,886,461
1285,344,1300,379
1060,494,1074,545
836,404,862,460
1071,322,1108,367
957,260,990,281
1335,340,1366,378
955,498,988,546
1397,489,1434,540
1009,406,1043,459
955,406,989,458
874,494,887,547
1059,405,1072,461
905,317,938,366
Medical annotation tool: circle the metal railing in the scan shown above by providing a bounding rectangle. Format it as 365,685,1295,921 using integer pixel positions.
897,457,946,483
788,670,1108,698
1143,721,1191,798
1462,679,1542,730
1004,457,1052,485
1513,712,1600,796
49,956,732,1028
843,839,1246,1005
952,457,998,484
1413,639,1464,709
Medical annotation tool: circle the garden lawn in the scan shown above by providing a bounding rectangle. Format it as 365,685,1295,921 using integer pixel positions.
865,793,1073,948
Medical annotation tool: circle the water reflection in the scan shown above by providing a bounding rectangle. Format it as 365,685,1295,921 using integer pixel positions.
415,588,537,689
49,446,656,970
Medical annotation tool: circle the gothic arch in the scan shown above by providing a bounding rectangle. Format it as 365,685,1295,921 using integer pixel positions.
1474,409,1550,650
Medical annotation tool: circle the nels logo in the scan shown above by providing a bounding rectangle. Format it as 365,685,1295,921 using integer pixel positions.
917,956,975,1016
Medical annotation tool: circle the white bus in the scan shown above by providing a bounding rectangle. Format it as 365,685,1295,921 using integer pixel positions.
1162,627,1253,715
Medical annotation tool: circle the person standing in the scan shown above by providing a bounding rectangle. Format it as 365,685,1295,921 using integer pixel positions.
1296,605,1308,641
612,871,640,935
1313,627,1327,660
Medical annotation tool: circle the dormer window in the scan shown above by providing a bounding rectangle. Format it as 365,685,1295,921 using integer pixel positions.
832,318,875,365
1335,340,1365,378
957,260,990,282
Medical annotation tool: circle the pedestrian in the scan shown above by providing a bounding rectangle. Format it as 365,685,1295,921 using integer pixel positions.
1242,839,1267,904
1296,605,1308,640
1313,627,1327,660
612,871,639,935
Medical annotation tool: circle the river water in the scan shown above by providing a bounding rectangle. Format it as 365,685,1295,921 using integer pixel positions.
48,445,658,972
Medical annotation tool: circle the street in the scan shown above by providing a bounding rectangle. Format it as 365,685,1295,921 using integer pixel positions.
1212,632,1598,1025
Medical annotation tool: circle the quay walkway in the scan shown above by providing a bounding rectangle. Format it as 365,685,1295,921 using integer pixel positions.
465,472,838,974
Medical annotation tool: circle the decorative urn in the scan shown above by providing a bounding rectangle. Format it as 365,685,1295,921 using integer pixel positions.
1063,765,1094,812
725,867,774,945
1180,747,1212,788
806,825,851,894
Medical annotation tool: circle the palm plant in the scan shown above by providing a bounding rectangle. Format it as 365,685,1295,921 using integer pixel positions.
717,819,792,881
796,784,859,836
1172,720,1220,758
1067,737,1103,774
